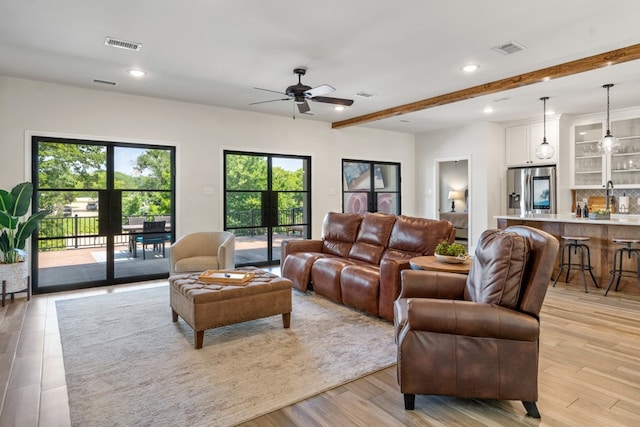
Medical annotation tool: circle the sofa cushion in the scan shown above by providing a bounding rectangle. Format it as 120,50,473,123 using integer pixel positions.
173,256,219,274
387,215,454,256
349,212,396,264
321,212,363,257
464,229,530,309
341,265,380,316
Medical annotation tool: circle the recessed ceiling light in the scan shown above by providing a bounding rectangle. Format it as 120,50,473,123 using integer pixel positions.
545,110,555,116
334,106,345,111
128,69,146,78
483,106,494,114
461,64,479,73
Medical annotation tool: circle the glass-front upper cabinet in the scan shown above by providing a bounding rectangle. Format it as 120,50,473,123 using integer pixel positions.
574,122,604,187
574,117,640,188
610,118,640,186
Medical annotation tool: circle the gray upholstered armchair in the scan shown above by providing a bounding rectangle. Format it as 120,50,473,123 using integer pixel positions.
169,231,235,276
394,226,559,418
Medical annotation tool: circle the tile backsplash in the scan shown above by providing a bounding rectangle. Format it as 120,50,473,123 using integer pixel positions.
575,189,640,214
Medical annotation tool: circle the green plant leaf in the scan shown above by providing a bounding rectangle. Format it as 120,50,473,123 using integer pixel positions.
9,182,34,217
14,210,50,249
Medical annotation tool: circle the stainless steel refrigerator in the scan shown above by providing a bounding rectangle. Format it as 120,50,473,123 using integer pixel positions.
507,165,557,215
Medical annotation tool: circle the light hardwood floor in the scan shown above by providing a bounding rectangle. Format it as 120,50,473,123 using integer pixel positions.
2,278,640,426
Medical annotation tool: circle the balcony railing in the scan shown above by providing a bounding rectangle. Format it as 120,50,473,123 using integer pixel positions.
37,208,305,250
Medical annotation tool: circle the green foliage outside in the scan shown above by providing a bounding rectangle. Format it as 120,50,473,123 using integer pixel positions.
34,145,306,245
36,142,172,244
225,154,305,229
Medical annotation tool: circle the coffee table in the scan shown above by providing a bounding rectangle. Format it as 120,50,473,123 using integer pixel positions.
169,267,292,349
409,255,472,275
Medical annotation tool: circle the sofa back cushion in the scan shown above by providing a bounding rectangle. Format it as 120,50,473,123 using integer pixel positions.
348,212,397,264
321,212,363,257
464,229,530,309
386,215,454,257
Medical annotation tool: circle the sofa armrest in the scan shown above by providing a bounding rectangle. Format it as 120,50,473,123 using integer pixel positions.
377,257,411,320
399,269,467,300
405,299,539,341
281,239,323,265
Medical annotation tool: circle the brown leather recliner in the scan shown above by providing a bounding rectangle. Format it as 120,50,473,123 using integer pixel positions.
394,225,559,418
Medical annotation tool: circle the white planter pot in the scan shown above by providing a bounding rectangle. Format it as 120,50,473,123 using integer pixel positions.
0,262,29,294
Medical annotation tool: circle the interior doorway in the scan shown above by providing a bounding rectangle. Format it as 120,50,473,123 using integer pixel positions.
435,157,470,246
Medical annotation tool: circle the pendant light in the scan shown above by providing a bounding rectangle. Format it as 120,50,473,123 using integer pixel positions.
535,96,555,160
597,83,619,153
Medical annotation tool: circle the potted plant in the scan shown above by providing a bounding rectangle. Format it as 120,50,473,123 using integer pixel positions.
434,241,469,264
0,182,49,296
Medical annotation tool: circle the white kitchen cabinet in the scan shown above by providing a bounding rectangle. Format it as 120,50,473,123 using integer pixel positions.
572,117,640,188
505,120,559,166
573,122,605,187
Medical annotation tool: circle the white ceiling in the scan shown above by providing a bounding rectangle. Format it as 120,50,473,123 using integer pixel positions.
2,0,640,134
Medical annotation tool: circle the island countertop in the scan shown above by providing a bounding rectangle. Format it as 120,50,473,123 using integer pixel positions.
495,214,640,296
495,213,640,226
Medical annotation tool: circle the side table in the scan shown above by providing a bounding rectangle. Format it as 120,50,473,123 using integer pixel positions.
409,256,472,275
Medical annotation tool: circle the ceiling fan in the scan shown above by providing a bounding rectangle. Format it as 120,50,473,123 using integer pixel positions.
250,68,354,115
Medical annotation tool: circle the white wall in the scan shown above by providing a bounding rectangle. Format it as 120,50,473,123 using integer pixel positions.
0,76,415,238
415,122,504,250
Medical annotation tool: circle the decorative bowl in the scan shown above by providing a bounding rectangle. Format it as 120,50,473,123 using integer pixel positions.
434,253,469,264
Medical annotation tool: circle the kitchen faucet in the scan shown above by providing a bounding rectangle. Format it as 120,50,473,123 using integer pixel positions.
606,180,614,211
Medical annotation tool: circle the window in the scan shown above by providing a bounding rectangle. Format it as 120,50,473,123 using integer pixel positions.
342,160,400,214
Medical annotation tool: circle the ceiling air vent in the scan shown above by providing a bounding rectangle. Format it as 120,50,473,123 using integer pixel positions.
104,36,142,51
355,91,376,98
492,41,526,55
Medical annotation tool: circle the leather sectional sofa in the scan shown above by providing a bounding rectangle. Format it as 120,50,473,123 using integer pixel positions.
280,212,455,321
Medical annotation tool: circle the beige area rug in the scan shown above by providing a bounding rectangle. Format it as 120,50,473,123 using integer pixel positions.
56,286,397,426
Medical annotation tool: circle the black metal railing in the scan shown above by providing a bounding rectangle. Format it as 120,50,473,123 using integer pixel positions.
226,208,305,235
37,208,305,250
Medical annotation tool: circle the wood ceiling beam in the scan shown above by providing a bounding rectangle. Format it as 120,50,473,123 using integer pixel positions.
331,43,640,129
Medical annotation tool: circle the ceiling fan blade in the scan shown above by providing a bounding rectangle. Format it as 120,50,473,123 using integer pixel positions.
249,98,289,105
297,100,311,114
304,84,335,98
311,96,354,106
254,87,288,96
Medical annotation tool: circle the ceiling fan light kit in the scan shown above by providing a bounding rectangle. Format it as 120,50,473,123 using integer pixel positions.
251,68,354,117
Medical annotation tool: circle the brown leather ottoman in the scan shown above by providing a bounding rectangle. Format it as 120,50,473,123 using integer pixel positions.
169,267,292,349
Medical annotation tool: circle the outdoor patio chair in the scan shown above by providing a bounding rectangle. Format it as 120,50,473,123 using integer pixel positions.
136,221,167,259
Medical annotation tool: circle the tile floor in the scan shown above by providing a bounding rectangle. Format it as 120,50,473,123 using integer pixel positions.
0,280,168,427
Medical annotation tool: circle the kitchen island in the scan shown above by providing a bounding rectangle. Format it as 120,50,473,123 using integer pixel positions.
496,214,640,295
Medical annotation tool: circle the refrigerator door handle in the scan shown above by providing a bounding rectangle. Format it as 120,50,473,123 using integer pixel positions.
523,170,530,214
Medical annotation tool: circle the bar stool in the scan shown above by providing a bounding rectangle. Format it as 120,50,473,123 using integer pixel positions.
552,236,599,292
604,238,640,296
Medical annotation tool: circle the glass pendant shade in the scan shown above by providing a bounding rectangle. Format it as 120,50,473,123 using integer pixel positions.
536,137,555,159
598,84,620,153
536,96,555,160
598,131,619,153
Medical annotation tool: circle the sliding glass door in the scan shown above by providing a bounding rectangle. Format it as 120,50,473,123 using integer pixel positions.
224,151,310,266
32,136,175,293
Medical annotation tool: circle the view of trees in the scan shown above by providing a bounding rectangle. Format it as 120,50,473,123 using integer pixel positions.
36,142,173,247
37,142,171,218
225,154,305,229
35,143,306,245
